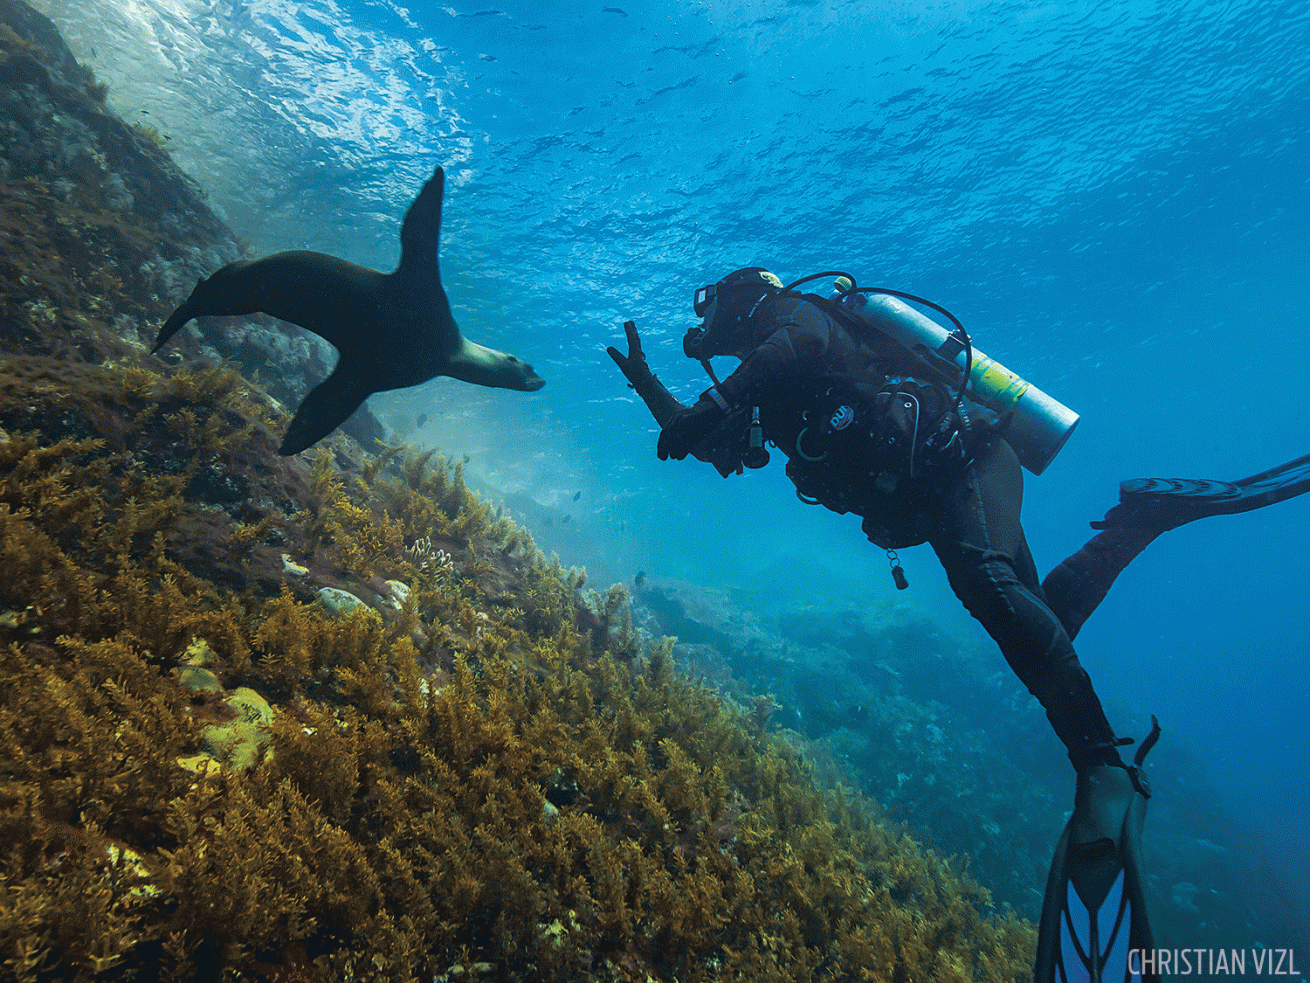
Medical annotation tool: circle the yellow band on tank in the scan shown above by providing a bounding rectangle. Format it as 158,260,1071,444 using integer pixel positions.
970,356,1029,410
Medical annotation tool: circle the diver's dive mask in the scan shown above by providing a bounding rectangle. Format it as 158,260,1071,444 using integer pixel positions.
693,282,717,318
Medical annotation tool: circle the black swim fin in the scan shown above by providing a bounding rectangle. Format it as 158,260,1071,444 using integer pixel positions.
1043,452,1310,641
1093,451,1310,531
1034,718,1160,983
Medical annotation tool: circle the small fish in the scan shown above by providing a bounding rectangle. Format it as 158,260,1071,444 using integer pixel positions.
572,490,581,501
561,514,571,524
603,6,628,15
634,570,646,588
416,413,427,428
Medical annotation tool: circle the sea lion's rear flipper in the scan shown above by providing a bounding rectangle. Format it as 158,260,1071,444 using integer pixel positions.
280,370,370,456
152,260,258,354
152,299,198,354
396,166,445,279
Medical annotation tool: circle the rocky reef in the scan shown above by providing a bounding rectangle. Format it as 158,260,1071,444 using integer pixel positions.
0,0,380,448
636,579,1308,957
0,4,1038,980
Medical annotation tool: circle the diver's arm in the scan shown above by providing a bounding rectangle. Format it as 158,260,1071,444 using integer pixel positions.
608,320,736,473
607,319,685,427
659,316,816,461
657,392,727,461
717,306,828,406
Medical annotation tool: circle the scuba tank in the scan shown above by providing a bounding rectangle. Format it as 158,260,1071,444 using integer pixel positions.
797,273,1077,476
853,292,1077,475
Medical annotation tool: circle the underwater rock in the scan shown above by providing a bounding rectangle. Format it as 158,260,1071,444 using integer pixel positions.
190,686,274,771
638,579,1075,917
440,963,494,980
0,0,392,444
177,665,221,694
184,637,216,665
0,0,241,358
637,579,774,659
229,686,273,726
316,585,367,616
383,578,411,609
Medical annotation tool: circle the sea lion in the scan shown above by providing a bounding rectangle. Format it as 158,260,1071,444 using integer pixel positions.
152,166,545,455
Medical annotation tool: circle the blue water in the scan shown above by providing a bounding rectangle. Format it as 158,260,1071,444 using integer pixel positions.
45,0,1309,927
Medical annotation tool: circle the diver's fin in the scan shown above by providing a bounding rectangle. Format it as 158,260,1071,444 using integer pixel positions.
279,369,370,456
1035,718,1160,983
1221,449,1310,507
1043,452,1310,640
1092,451,1310,531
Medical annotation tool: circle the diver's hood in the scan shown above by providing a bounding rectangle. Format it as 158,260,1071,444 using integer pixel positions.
699,267,783,357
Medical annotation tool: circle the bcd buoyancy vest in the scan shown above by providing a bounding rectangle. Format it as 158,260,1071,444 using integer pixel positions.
769,371,994,543
722,291,999,545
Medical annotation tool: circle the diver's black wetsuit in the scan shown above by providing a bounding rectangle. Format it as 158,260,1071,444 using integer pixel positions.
713,295,1123,771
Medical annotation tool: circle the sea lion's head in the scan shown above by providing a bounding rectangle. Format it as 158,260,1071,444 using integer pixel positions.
504,354,546,392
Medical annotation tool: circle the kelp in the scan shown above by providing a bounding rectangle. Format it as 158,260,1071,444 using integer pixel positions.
0,415,1036,982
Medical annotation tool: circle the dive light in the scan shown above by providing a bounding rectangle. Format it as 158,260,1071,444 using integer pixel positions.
744,406,770,469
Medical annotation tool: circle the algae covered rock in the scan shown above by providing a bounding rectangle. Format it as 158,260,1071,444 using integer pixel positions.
179,686,275,772
177,665,221,694
316,586,367,616
383,578,411,609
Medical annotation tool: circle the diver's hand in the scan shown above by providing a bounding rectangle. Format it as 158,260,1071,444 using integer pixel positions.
606,319,646,374
657,395,724,461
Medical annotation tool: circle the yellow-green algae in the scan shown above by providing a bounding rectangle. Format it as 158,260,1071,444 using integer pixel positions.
0,390,1037,982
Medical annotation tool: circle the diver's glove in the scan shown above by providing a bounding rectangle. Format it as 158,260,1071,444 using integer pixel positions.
657,389,728,461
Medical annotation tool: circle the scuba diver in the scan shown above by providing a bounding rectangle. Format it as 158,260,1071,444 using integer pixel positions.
607,267,1310,983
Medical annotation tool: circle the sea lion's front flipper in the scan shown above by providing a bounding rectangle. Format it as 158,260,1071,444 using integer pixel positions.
396,166,445,278
280,369,370,456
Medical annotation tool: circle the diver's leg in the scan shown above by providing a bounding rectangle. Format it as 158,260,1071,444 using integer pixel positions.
928,439,1123,771
1045,450,1310,639
1041,525,1162,642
